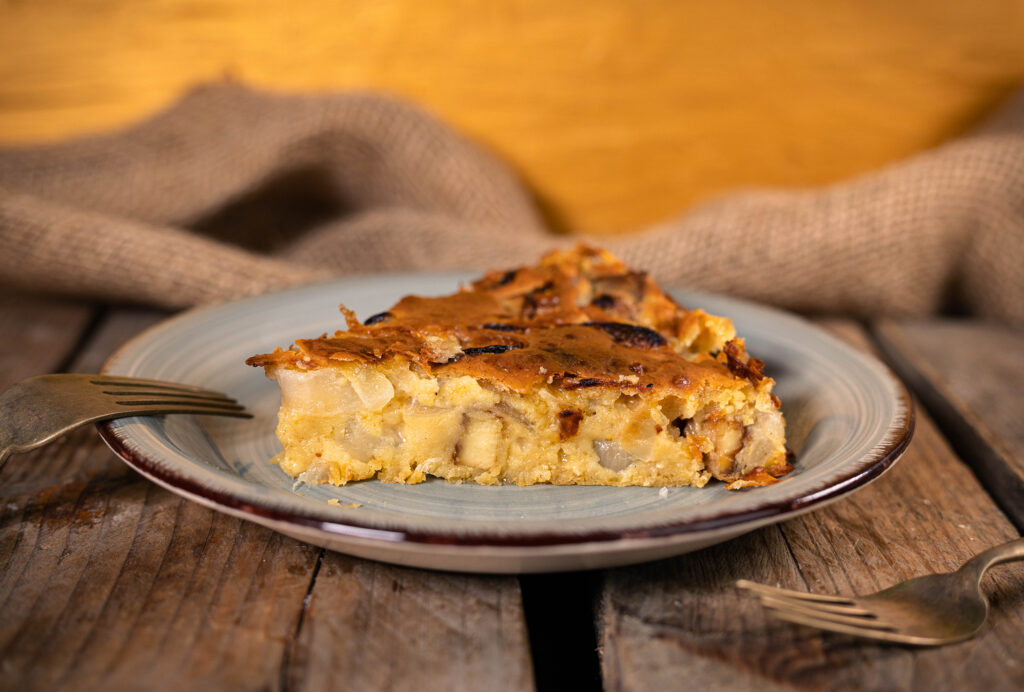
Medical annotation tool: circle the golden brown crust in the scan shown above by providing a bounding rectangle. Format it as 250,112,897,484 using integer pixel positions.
247,245,766,400
724,466,794,490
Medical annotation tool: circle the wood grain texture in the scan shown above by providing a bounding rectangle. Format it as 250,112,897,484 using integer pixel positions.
598,322,1024,691
873,320,1024,529
0,305,535,691
288,553,534,692
0,292,93,387
2,1,1024,232
0,308,319,690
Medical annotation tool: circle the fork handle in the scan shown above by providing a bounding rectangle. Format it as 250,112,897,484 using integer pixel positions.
962,536,1024,579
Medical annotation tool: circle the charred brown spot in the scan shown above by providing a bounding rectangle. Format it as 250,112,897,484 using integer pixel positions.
521,280,558,318
435,342,524,364
583,322,667,348
591,294,617,310
770,393,782,409
462,344,524,356
557,408,583,440
482,322,527,332
724,340,766,386
498,269,518,286
549,371,612,390
363,311,394,325
562,377,607,389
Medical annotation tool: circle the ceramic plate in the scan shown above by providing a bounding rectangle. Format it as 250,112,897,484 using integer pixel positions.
99,275,913,573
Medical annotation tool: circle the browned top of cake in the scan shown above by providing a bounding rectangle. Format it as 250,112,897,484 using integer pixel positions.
247,246,773,398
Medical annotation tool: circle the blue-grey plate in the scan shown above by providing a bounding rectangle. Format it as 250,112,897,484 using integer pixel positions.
99,275,913,573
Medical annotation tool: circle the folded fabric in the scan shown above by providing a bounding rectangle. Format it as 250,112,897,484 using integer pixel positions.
1,82,1021,323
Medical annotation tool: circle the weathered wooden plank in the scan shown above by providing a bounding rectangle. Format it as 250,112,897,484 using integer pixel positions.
0,307,320,690
0,467,320,690
874,320,1024,529
599,321,1024,691
1,306,536,691
288,553,534,692
0,292,94,388
68,307,167,374
0,308,165,498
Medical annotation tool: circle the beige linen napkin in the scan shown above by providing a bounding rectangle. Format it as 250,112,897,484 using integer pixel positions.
1,83,1021,323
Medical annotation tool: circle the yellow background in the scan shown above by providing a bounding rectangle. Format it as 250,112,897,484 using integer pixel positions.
2,0,1023,233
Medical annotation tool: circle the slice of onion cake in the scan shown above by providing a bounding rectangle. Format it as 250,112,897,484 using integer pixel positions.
247,246,790,488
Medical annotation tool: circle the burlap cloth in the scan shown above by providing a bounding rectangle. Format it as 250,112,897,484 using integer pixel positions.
1,83,1022,323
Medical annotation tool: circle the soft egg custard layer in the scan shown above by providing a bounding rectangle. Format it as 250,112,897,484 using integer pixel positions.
269,359,785,487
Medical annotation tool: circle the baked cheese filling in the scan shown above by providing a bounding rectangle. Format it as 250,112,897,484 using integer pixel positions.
249,246,791,489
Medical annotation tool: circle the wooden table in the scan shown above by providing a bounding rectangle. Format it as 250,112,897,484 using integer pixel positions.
2,294,1022,691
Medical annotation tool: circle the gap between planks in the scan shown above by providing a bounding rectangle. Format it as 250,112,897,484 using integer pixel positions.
280,547,325,691
520,570,603,692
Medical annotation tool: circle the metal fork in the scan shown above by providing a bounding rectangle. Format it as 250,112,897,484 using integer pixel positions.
0,374,252,467
738,536,1024,645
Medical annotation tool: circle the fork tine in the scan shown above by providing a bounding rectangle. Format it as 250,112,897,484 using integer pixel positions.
759,594,881,623
736,579,857,605
761,601,897,630
102,390,238,404
765,608,914,642
113,399,246,411
90,377,226,396
105,404,253,418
